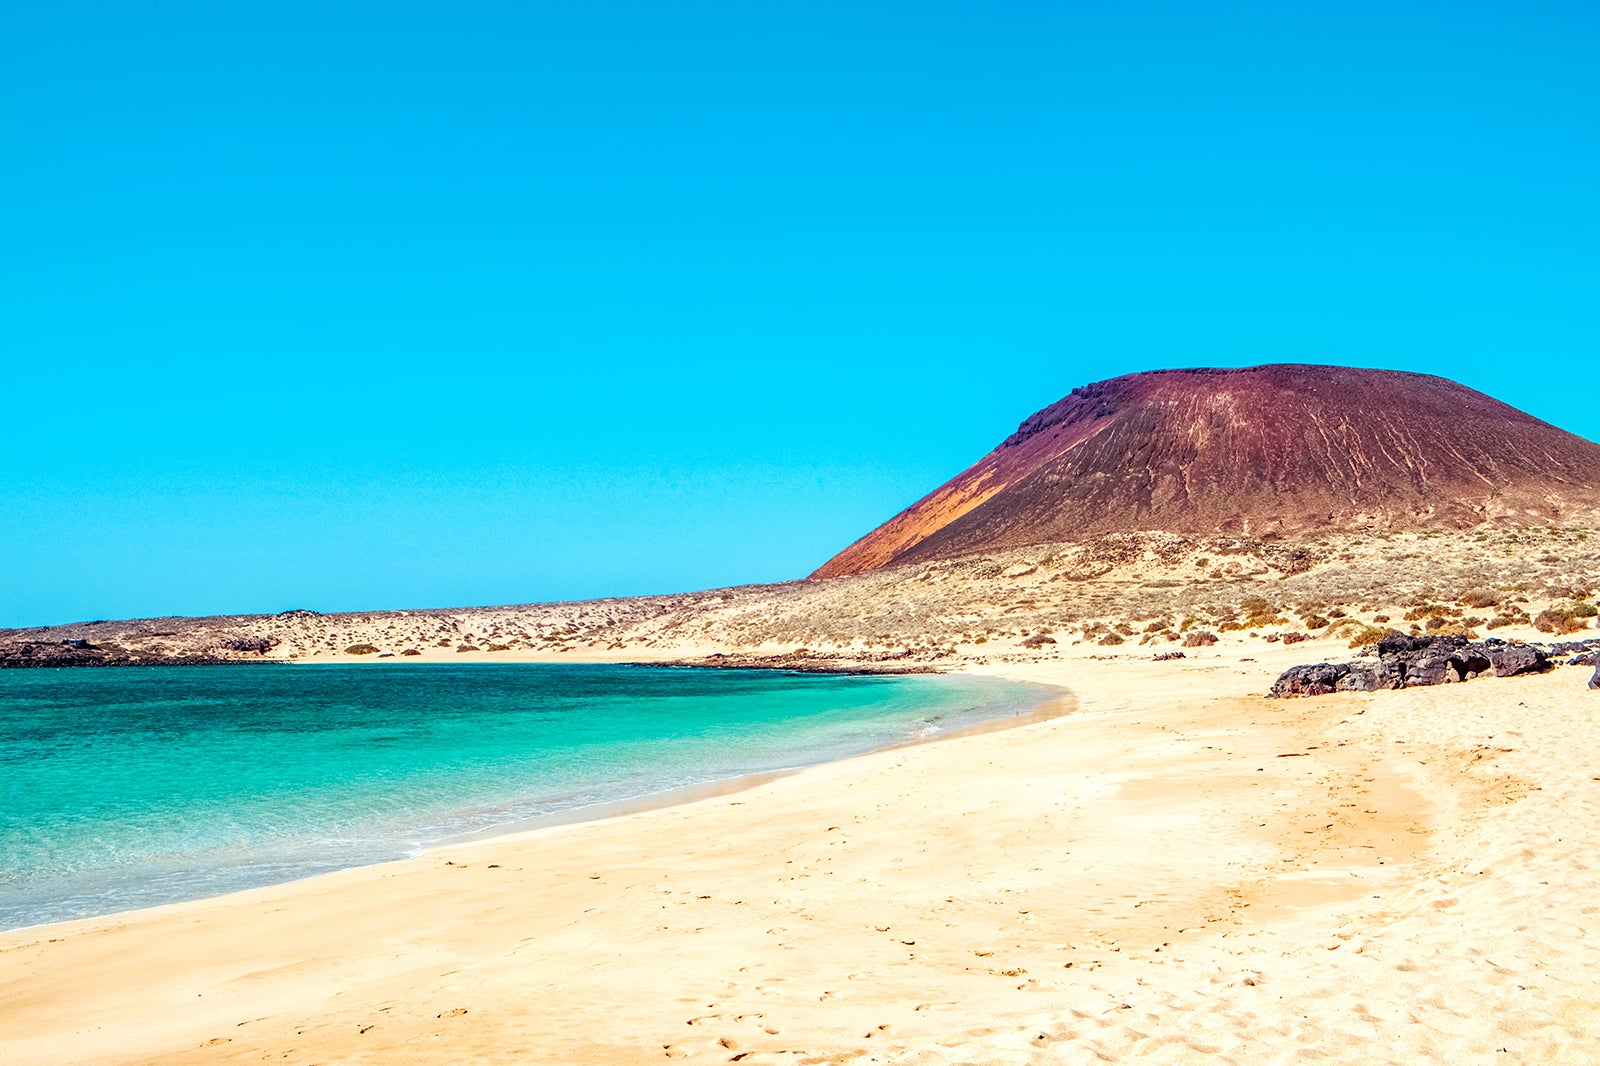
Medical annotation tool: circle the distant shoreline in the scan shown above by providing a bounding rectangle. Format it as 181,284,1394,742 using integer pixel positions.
0,650,939,676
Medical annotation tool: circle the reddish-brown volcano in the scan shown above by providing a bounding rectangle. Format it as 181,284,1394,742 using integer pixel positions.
814,365,1600,579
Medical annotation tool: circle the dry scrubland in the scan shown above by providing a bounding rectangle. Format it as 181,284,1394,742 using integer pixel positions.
11,526,1600,669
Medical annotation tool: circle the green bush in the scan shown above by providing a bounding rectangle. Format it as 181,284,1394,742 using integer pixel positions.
1534,606,1589,634
1347,625,1392,649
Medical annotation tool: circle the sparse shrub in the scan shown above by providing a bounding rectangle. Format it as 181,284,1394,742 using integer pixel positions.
1348,625,1391,649
1303,615,1330,630
1097,633,1125,646
1324,618,1361,638
1281,632,1308,645
1182,630,1218,647
1235,595,1285,628
457,644,476,652
1021,633,1057,649
345,644,380,655
486,643,511,652
1372,614,1390,623
1459,588,1499,608
1534,606,1589,634
402,649,422,656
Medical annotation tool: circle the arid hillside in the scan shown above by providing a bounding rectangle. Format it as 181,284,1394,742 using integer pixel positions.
12,365,1600,671
8,528,1600,674
814,366,1600,579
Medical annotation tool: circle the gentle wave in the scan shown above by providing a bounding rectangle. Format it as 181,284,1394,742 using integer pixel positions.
0,663,1053,930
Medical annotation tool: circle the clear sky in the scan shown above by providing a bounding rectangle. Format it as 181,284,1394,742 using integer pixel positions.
3,1,1597,627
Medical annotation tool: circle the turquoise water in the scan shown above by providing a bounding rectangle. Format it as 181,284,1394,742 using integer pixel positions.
0,663,1050,930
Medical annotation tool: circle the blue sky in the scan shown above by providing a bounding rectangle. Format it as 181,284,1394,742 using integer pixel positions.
3,1,1597,626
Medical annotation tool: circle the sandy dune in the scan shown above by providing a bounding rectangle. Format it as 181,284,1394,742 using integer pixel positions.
5,640,1600,1063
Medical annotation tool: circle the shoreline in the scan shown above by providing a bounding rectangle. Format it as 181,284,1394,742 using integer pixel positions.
0,667,1068,938
7,646,1600,1063
437,681,1073,848
0,655,946,674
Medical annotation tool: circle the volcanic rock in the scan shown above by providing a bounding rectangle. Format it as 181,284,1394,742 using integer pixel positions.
1270,636,1551,697
1268,662,1353,698
815,365,1600,578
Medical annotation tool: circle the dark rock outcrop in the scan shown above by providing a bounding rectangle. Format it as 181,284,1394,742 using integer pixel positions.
1486,643,1545,678
1268,662,1353,697
0,639,272,670
0,641,111,668
1336,667,1382,692
1543,639,1600,659
1270,637,1551,697
222,635,280,655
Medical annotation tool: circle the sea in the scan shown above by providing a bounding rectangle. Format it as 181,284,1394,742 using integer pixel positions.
0,662,1052,931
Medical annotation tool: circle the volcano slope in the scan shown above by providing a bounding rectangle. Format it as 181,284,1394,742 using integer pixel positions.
813,364,1600,580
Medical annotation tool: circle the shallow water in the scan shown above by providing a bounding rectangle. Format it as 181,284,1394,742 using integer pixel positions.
0,663,1050,930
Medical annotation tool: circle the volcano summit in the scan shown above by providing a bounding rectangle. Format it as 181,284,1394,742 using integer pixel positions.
814,364,1600,579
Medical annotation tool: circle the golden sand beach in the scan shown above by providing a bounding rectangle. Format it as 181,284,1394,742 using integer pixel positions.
6,632,1599,1064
